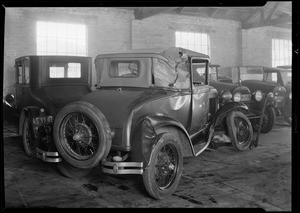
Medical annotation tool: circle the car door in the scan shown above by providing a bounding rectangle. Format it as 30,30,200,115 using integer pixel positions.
14,58,30,110
189,59,210,135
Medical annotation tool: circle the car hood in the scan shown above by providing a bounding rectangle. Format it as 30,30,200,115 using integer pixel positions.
209,80,239,94
241,80,279,92
79,88,170,129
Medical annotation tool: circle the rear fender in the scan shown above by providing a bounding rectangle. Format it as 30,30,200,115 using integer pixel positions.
18,106,42,135
130,115,193,166
212,101,249,127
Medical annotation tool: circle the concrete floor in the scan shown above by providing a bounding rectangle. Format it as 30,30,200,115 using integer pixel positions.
3,118,291,210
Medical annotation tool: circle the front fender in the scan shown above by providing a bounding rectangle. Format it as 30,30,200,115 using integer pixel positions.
18,106,42,135
130,115,193,166
212,101,248,127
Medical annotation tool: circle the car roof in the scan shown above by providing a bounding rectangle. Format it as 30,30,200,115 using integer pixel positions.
95,47,210,62
239,66,290,72
15,55,92,61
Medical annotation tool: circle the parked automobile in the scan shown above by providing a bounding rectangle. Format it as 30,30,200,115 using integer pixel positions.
4,55,93,161
52,47,267,199
4,49,266,199
219,66,289,130
206,64,271,133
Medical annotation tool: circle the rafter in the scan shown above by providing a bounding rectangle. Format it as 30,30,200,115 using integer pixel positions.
209,8,219,18
266,2,280,20
243,7,261,24
242,15,291,29
134,7,178,20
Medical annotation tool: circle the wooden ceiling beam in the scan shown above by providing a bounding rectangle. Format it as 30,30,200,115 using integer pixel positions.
242,15,291,29
243,7,261,24
266,2,280,20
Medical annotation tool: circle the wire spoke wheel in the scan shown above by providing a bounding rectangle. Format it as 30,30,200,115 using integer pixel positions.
22,117,35,157
143,131,183,199
154,144,178,190
53,101,111,170
226,111,253,151
60,112,99,160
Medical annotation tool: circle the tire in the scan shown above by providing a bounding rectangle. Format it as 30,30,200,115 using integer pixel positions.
57,161,92,179
53,101,112,169
22,117,35,157
260,106,276,133
143,133,183,199
226,111,253,151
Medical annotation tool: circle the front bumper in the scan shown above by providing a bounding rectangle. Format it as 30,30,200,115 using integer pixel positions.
101,159,143,175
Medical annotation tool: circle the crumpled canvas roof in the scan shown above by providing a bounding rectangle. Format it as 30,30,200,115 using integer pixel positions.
95,47,210,65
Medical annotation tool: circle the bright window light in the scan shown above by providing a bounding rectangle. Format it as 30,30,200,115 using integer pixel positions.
37,21,87,56
272,39,291,67
175,31,210,55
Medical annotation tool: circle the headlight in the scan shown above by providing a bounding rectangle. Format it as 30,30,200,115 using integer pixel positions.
233,92,242,102
289,92,292,100
254,90,263,102
221,90,232,101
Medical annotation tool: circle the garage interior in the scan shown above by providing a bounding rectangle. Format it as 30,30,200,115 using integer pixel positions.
2,2,293,210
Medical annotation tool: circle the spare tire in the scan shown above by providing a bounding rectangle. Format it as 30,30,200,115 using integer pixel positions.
53,101,111,169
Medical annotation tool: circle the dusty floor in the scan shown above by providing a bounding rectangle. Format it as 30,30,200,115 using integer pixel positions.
3,118,291,210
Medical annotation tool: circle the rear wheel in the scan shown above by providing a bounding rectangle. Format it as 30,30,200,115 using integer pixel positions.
226,111,253,151
143,133,183,199
53,101,112,169
22,117,35,157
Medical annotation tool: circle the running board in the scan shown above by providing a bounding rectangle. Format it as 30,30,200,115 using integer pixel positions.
190,125,214,157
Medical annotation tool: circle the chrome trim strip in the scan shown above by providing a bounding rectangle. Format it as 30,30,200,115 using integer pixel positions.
101,160,143,175
36,148,62,163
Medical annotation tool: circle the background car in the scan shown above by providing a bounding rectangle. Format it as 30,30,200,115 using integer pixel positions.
219,66,290,130
207,65,273,134
4,55,93,163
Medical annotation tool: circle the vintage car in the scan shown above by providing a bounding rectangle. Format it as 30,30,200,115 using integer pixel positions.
207,65,275,133
51,47,266,199
219,66,290,130
4,55,93,161
4,48,266,199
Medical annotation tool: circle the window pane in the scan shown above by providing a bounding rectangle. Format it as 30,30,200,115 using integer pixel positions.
37,21,87,56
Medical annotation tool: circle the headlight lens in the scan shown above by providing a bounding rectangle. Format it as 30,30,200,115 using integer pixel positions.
233,92,242,102
254,90,263,102
221,90,232,101
268,92,274,98
289,92,292,100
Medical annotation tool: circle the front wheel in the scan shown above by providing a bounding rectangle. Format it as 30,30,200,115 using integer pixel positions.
143,133,183,199
226,111,253,151
22,117,35,157
260,106,276,133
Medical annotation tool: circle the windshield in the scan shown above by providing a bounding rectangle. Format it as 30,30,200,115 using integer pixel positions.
239,67,264,81
209,66,217,81
280,71,292,85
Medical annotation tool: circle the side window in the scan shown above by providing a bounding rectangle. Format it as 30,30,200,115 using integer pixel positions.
24,59,30,84
109,61,140,78
192,62,207,85
265,72,277,83
49,62,81,78
16,62,23,83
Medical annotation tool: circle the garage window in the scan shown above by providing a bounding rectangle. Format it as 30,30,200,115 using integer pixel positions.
37,21,87,56
272,39,291,67
175,31,210,55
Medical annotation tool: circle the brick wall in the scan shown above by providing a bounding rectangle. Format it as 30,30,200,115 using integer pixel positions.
242,26,292,67
3,8,292,97
132,14,242,67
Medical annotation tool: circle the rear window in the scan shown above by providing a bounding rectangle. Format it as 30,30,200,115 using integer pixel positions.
49,62,81,78
109,61,140,78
